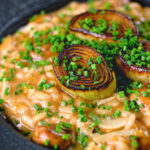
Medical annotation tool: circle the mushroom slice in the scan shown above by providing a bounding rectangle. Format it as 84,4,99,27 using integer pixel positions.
99,113,135,131
93,129,137,144
52,45,116,100
99,118,128,131
32,125,71,150
69,10,138,42
116,41,150,83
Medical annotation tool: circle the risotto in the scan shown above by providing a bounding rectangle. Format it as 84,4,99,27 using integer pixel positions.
0,0,150,150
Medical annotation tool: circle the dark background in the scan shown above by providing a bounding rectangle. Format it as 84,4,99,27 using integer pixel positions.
0,0,149,34
0,0,150,150
0,0,72,38
0,0,150,38
0,0,38,29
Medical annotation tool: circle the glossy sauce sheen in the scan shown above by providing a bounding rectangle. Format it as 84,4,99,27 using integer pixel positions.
0,0,150,150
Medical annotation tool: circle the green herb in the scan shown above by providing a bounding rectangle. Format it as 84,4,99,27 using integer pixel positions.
14,120,19,124
4,87,9,96
54,57,60,66
34,104,43,111
80,18,108,34
29,85,34,89
130,135,139,148
113,110,121,118
142,91,147,97
54,144,58,149
61,101,68,106
23,131,30,136
140,103,144,108
14,89,23,95
124,100,130,111
77,133,88,148
40,10,46,15
44,139,50,146
29,15,38,22
76,128,80,133
118,91,125,98
101,145,106,149
124,4,130,11
47,112,52,117
3,55,7,60
68,98,74,104
80,85,85,89
137,20,150,42
39,120,45,125
0,98,4,104
62,134,70,140
47,102,51,106
93,128,103,135
17,61,24,69
59,13,65,18
104,2,111,9
38,79,54,91
132,140,139,148
129,100,139,112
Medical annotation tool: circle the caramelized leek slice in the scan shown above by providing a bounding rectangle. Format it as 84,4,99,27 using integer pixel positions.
116,41,150,83
69,10,138,42
52,45,116,100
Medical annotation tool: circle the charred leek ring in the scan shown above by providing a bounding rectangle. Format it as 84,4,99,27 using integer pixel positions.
69,10,138,42
52,45,116,100
116,41,150,83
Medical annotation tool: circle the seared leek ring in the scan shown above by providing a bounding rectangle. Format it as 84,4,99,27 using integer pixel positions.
69,10,138,42
52,45,116,100
116,41,150,83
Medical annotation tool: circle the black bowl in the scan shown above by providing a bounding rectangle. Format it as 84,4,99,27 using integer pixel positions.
0,0,150,150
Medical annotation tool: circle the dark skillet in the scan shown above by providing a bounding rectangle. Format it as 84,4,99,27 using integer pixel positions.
0,0,149,150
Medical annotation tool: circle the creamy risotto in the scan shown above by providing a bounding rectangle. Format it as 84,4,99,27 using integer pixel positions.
0,0,150,150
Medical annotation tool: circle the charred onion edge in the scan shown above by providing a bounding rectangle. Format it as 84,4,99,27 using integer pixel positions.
52,44,115,91
116,54,150,74
69,9,138,40
116,41,150,74
116,41,150,83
